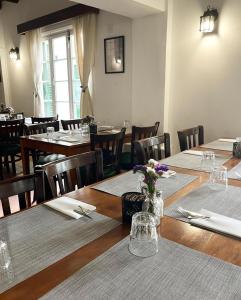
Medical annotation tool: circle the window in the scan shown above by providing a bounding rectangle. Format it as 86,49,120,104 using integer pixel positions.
41,31,81,119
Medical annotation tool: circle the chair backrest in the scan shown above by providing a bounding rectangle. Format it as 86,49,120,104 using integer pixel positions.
0,171,45,217
134,134,171,165
131,122,160,164
11,112,24,119
39,150,103,198
90,128,126,173
0,119,24,144
61,118,85,130
177,125,204,151
31,115,58,124
24,121,59,136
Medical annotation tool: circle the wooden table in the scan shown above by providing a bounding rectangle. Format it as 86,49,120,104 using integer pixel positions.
20,130,131,175
2,147,241,299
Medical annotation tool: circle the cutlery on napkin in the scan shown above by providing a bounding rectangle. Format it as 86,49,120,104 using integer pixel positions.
183,150,203,156
44,197,96,219
218,138,236,143
177,207,210,219
161,170,176,178
190,209,241,239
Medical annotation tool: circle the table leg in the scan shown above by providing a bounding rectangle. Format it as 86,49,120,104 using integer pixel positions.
20,141,30,175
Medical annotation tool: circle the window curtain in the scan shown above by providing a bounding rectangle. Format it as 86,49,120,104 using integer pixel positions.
73,13,97,117
25,29,43,116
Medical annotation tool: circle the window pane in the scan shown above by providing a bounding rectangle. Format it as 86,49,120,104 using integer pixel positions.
42,62,51,81
72,80,81,102
42,40,49,61
53,36,67,60
56,102,70,120
54,60,68,81
72,59,80,80
55,81,69,102
73,102,80,118
43,82,52,101
44,101,54,117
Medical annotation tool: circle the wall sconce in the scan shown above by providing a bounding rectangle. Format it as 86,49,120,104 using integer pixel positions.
200,7,218,33
9,47,20,61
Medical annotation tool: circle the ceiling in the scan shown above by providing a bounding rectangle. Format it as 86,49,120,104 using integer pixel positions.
71,0,165,18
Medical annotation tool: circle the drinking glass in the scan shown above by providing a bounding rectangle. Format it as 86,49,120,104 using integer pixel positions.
129,212,159,257
81,124,89,136
209,166,228,190
46,126,55,139
0,241,11,270
16,114,23,119
201,151,216,171
123,120,131,129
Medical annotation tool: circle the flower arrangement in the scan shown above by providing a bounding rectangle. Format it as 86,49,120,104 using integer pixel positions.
133,159,168,194
0,103,14,115
133,159,169,221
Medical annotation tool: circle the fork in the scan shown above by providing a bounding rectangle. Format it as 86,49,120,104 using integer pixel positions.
177,207,210,220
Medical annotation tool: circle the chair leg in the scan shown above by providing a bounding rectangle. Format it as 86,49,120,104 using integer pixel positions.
11,155,16,174
4,156,10,172
0,156,3,180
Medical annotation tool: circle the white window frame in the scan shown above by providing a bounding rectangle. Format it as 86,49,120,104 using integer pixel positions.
41,29,80,119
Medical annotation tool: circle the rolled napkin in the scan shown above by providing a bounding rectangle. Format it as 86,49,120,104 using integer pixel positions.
183,150,203,156
44,197,96,219
218,138,236,143
190,209,241,239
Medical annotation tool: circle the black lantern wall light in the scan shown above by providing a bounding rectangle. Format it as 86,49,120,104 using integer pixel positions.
200,6,218,33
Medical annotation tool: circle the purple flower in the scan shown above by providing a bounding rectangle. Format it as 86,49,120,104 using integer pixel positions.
155,164,169,173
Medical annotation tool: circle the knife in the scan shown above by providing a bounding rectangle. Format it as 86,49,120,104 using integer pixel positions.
73,209,92,219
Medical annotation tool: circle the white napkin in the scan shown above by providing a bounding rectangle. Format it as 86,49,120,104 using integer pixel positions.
218,138,236,143
161,170,176,178
44,197,96,219
56,135,81,142
190,209,241,239
183,150,203,156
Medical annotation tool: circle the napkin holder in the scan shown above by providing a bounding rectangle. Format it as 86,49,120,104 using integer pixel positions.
121,192,145,224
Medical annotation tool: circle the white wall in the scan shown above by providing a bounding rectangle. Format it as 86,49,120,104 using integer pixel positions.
93,11,132,126
165,0,241,153
132,13,167,131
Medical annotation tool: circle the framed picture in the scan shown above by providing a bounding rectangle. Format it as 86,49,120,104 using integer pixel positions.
104,36,125,74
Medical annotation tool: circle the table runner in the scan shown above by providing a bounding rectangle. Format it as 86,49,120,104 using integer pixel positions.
165,183,241,223
160,152,230,171
201,140,233,151
41,236,241,300
228,161,241,180
0,205,119,293
92,171,197,199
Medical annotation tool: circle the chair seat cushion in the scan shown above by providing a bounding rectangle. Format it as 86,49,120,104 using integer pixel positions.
0,144,20,155
37,154,66,165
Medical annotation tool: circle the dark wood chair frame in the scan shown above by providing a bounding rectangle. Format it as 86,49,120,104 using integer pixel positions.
177,125,204,151
39,150,104,198
130,122,160,165
133,134,171,165
0,171,45,217
90,128,126,174
31,115,58,124
24,121,60,166
61,116,95,130
0,119,25,179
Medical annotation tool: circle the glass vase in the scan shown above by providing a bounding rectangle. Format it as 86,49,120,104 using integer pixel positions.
142,190,163,226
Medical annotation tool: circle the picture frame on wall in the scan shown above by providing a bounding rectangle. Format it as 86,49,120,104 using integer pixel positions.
104,36,125,74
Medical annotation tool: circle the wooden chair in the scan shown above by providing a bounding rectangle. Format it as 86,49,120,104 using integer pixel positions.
121,122,160,169
31,115,58,124
38,150,103,198
0,171,45,217
134,134,171,165
24,121,64,166
177,125,204,151
0,119,24,180
61,118,85,130
11,112,24,119
90,128,126,178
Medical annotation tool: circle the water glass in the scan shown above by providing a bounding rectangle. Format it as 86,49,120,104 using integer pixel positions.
0,241,11,270
201,151,216,171
123,120,131,129
209,166,228,190
81,124,89,136
129,212,159,257
46,126,55,139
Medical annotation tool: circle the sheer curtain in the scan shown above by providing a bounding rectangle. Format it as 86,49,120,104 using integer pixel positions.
25,29,43,116
73,13,97,117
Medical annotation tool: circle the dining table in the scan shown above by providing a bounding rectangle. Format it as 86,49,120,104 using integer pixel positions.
20,128,131,175
2,139,241,299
